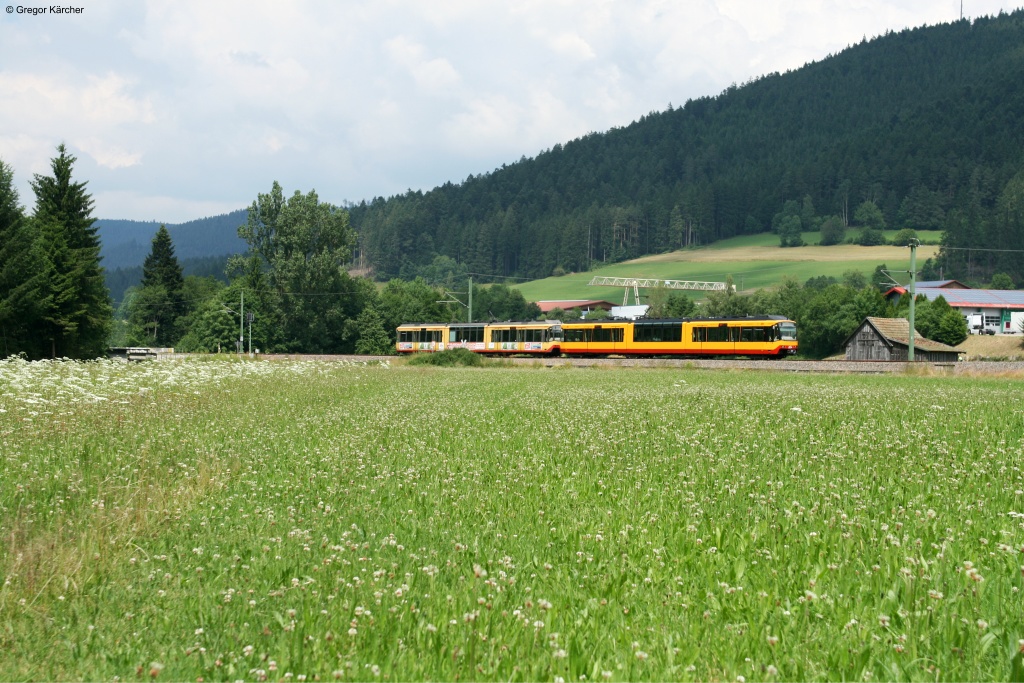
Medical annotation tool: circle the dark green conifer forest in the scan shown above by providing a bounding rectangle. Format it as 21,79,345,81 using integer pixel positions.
349,10,1024,285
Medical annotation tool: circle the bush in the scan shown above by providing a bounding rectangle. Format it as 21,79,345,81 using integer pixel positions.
890,228,918,247
856,228,886,246
818,216,846,246
406,348,487,367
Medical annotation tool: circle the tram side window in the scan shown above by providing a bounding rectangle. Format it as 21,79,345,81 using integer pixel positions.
740,327,766,343
450,326,485,343
592,327,623,343
400,329,436,343
565,328,591,343
699,326,729,343
634,324,656,342
521,328,544,343
635,323,682,343
492,329,517,344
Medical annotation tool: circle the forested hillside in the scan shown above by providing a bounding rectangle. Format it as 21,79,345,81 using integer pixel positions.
350,11,1024,285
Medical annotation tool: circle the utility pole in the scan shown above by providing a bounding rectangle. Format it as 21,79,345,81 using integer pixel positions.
247,312,254,355
239,290,245,355
908,239,918,362
438,277,473,323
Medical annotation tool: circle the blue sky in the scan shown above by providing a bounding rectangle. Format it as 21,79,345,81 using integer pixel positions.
1,0,1019,222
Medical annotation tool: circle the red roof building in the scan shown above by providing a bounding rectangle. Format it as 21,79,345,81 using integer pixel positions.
535,300,616,313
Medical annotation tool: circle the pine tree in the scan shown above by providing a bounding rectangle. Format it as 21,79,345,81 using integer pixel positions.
30,144,112,358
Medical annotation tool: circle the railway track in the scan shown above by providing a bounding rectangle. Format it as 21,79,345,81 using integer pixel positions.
246,353,1024,375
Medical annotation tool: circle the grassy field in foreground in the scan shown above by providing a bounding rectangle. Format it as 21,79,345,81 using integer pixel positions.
1,358,1023,681
513,231,941,302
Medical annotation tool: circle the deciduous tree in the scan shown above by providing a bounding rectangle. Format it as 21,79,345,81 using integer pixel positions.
233,182,358,352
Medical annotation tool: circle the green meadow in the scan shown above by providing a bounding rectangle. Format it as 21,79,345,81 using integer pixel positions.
1,358,1022,681
513,231,942,303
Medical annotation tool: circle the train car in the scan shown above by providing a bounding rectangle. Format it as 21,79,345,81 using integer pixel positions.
396,321,564,355
396,323,450,352
397,316,797,358
560,320,629,357
561,315,796,358
482,321,562,355
684,316,797,357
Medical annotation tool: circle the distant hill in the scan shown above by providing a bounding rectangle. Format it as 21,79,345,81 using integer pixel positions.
350,10,1024,285
95,209,248,271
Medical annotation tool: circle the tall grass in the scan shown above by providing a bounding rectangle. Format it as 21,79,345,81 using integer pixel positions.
1,357,1022,681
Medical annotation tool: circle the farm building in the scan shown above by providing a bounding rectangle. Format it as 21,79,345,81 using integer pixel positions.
885,285,1024,334
843,317,960,362
913,279,970,289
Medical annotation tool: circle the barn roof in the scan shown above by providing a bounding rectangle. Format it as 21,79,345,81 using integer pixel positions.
915,280,970,289
845,317,960,353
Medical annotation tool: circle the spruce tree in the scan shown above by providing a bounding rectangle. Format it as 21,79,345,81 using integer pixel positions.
132,225,185,345
30,144,112,358
0,160,43,357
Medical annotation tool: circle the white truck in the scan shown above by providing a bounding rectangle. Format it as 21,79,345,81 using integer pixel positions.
965,313,997,335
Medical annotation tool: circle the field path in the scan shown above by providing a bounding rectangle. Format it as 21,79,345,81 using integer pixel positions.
630,244,940,264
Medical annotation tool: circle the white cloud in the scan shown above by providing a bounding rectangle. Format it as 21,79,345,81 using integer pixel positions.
548,32,597,61
76,138,143,170
0,0,1020,221
384,35,462,92
92,190,245,224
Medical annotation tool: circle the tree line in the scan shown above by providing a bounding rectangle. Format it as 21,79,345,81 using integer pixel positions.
0,145,980,362
0,150,540,359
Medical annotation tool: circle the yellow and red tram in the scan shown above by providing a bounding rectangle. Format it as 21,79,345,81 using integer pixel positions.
398,316,797,358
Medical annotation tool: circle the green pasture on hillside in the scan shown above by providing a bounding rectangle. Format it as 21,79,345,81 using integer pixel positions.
513,232,941,303
1,358,1022,681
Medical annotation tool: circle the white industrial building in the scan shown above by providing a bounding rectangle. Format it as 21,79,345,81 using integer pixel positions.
885,281,1024,334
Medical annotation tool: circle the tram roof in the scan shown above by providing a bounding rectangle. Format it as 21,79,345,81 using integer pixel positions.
398,316,792,327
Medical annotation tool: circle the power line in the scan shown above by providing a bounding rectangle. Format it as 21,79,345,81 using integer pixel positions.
464,271,535,281
938,245,1024,254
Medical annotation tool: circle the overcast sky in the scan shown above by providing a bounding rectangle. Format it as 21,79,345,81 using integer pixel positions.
1,1,1019,223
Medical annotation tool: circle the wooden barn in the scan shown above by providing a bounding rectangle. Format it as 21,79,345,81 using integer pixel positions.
843,317,961,362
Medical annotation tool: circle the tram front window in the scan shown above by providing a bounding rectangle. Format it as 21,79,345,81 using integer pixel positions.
779,323,797,340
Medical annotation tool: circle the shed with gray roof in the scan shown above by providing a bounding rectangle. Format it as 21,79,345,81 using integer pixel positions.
843,317,961,362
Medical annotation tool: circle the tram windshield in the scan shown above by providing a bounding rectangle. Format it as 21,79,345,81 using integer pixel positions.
778,322,797,340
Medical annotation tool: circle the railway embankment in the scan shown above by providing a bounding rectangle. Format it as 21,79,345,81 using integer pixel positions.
505,357,1024,374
